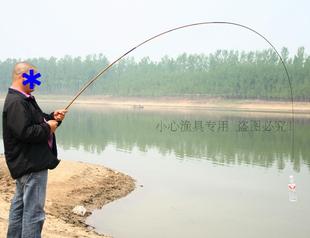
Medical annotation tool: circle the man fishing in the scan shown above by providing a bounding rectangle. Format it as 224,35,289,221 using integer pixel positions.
2,62,67,237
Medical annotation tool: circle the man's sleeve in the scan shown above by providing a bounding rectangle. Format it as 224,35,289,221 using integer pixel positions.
42,112,62,127
7,101,51,143
43,112,62,126
42,112,54,121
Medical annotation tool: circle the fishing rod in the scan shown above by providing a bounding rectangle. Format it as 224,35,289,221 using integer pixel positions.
64,20,295,163
64,21,294,112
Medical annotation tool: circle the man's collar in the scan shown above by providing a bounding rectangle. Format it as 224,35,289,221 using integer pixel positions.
9,86,31,97
8,87,35,100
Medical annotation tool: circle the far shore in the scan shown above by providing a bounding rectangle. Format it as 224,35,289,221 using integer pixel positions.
0,95,309,115
0,156,136,237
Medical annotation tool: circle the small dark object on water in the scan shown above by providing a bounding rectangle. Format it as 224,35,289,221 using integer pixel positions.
133,104,144,109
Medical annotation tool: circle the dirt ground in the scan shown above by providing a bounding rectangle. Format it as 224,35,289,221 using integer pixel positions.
0,156,135,238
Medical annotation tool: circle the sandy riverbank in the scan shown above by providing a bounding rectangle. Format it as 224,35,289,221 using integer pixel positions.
0,156,135,237
1,95,310,114
7,95,310,114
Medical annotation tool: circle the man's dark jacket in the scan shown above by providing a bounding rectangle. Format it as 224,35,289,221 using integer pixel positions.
2,88,60,179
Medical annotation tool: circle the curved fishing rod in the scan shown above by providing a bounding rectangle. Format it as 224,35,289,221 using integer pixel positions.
64,21,295,161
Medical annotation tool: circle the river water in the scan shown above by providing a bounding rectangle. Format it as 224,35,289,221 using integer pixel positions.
1,102,309,238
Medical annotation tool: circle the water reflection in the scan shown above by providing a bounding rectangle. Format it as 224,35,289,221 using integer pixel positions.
2,104,306,171
1,104,309,170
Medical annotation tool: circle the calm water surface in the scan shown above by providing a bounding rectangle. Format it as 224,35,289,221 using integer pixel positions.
1,102,309,238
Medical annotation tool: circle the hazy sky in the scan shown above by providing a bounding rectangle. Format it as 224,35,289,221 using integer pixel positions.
0,0,309,61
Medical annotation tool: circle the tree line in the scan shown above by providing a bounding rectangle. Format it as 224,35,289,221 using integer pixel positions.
0,47,309,100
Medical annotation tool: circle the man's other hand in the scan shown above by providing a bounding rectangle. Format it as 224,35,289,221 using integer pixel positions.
53,109,68,121
47,120,58,133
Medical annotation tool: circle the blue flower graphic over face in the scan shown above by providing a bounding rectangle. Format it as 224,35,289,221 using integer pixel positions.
22,69,41,89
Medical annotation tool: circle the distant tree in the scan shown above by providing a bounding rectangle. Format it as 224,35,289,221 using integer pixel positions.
0,48,309,101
